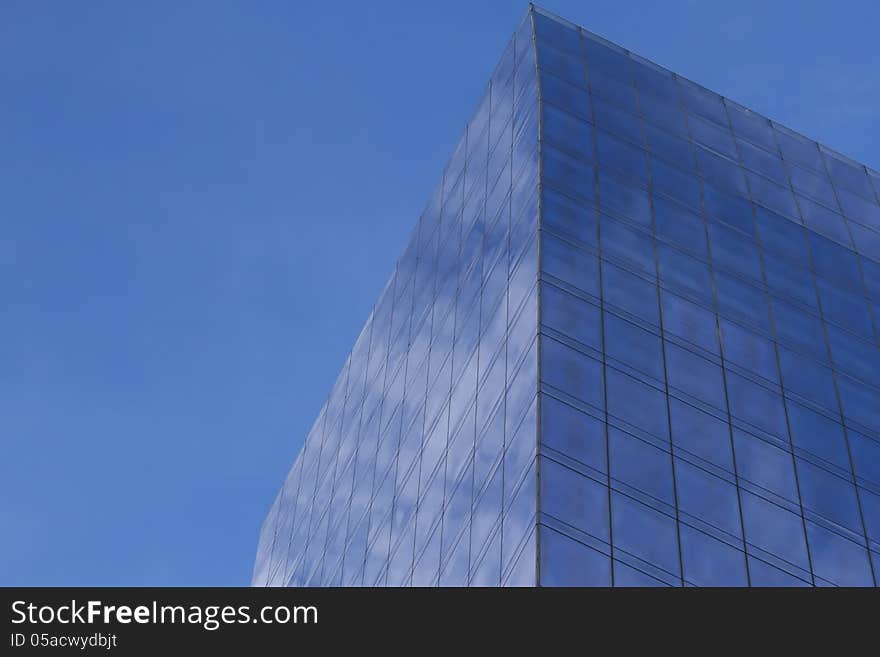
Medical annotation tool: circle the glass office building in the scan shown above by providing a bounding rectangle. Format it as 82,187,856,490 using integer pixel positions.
254,5,880,587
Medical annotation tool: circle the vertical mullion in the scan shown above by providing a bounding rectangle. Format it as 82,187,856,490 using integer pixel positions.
769,123,855,586
636,68,686,587
530,4,546,588
578,30,615,587
815,148,879,587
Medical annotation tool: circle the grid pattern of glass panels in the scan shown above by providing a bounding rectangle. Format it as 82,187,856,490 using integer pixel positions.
255,5,880,587
253,13,540,587
533,7,880,587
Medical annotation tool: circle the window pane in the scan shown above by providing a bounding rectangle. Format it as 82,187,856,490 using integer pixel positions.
543,144,595,203
789,163,837,209
593,95,643,144
543,104,593,161
538,41,584,85
657,243,712,302
809,232,862,290
850,430,880,486
612,492,681,577
775,126,823,172
837,376,880,435
665,343,726,411
651,155,701,209
778,347,837,411
541,71,591,119
786,402,849,469
726,372,788,439
748,557,810,587
703,183,755,235
690,114,737,158
799,195,850,246
654,195,707,257
607,368,669,439
541,394,606,472
541,337,604,409
806,521,874,586
859,487,880,545
598,171,650,224
610,428,674,504
605,313,664,380
600,214,655,274
816,278,876,340
670,398,733,471
797,458,863,532
540,457,609,540
676,459,742,536
697,146,747,196
539,525,611,586
542,283,601,350
542,187,597,245
764,259,817,308
715,272,770,332
741,491,810,571
613,560,671,586
772,300,827,360
824,152,873,199
733,429,798,503
709,221,762,282
646,124,693,170
756,207,808,264
720,319,778,383
837,186,880,231
680,525,748,586
661,289,719,354
598,131,648,184
602,261,659,325
728,103,775,151
542,233,600,295
739,138,786,183
677,78,726,126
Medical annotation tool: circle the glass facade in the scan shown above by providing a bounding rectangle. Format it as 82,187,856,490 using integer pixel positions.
253,12,540,587
255,6,880,587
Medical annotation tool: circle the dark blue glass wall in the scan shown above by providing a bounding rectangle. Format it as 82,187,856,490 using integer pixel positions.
533,7,879,586
255,5,880,587
253,12,540,587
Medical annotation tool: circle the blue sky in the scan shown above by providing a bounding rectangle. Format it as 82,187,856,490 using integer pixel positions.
1,0,877,586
